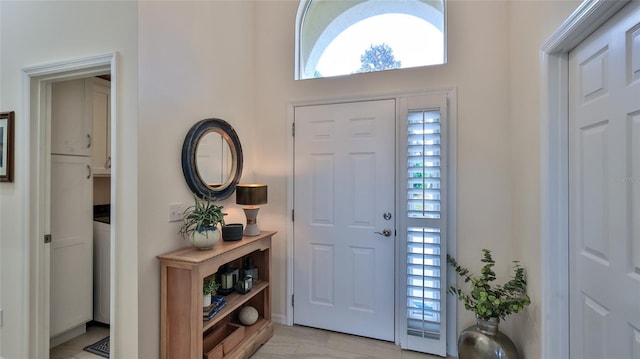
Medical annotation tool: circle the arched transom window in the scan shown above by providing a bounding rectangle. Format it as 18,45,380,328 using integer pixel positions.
296,0,446,80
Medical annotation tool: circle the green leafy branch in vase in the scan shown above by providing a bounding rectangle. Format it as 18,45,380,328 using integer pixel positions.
447,249,531,321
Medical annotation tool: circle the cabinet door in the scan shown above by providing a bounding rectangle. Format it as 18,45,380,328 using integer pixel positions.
91,78,111,176
51,79,92,156
50,155,93,337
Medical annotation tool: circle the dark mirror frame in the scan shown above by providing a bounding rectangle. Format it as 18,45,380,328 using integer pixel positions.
181,118,243,200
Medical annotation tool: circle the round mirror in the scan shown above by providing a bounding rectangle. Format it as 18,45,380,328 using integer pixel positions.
182,118,243,200
195,130,233,188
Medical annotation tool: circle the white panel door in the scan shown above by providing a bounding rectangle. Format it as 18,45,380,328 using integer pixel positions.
293,99,395,341
569,2,640,358
50,155,93,337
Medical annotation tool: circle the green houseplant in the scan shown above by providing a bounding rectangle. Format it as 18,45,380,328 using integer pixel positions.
203,278,220,307
447,249,530,359
447,249,530,320
179,195,227,250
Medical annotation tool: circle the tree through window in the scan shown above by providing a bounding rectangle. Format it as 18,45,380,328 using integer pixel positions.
296,0,446,79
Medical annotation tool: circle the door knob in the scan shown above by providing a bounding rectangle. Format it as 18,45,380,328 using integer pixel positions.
375,229,392,237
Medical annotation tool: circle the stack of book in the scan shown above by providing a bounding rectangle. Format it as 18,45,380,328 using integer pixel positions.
203,296,227,320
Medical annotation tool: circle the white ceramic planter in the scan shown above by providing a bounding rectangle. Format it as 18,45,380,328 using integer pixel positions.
203,293,212,308
191,227,221,250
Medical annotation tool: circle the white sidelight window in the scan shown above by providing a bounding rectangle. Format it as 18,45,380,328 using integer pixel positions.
397,93,453,356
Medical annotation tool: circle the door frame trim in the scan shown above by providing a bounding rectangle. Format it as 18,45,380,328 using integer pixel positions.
22,52,116,358
540,1,629,357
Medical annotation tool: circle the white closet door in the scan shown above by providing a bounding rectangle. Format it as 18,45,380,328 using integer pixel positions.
50,154,93,337
568,2,640,358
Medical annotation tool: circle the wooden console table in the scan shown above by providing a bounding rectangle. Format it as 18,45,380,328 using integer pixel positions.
158,231,275,359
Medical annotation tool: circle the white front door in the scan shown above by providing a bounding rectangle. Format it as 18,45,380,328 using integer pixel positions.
293,99,396,341
568,2,640,358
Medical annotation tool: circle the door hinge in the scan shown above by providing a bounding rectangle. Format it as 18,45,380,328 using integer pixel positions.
291,209,294,222
292,122,295,137
44,234,52,243
291,294,294,307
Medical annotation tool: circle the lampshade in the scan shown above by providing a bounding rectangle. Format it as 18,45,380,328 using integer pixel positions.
236,184,268,206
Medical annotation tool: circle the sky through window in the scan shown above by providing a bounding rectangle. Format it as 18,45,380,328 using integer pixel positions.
314,14,444,78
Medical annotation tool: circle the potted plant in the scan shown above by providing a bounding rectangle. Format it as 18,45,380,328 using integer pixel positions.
179,195,227,250
447,249,530,359
203,278,220,307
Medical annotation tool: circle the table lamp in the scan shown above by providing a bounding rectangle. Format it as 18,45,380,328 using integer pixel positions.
236,184,267,236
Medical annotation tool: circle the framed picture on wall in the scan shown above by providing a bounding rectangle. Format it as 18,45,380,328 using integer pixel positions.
0,111,15,182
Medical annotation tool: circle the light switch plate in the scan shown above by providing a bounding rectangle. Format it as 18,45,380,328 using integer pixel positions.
168,203,184,222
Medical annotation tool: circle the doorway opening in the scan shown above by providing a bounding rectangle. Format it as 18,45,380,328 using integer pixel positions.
24,53,116,359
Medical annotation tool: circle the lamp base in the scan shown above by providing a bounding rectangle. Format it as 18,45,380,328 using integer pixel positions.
242,207,261,236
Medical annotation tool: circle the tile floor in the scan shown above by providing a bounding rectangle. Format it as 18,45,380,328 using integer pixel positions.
253,324,445,359
49,323,446,359
50,323,110,359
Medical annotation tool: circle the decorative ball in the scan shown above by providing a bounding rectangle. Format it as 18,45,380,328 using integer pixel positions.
238,306,259,325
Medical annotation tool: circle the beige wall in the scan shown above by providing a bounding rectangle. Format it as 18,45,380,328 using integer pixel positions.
138,3,514,356
137,2,256,358
0,0,583,358
0,1,138,358
253,1,580,358
256,0,515,334
507,1,581,357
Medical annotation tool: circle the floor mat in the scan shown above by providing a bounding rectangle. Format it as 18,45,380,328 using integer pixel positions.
83,336,109,358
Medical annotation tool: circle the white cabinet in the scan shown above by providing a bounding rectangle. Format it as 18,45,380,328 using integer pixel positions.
90,78,111,176
93,221,111,324
50,155,93,337
51,77,111,175
51,79,92,156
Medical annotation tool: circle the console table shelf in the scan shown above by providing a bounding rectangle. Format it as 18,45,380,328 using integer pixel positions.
158,231,275,359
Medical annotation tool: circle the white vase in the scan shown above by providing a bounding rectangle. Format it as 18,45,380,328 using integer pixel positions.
191,227,221,250
203,293,212,308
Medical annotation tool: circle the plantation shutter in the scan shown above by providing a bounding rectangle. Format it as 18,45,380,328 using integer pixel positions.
397,94,449,356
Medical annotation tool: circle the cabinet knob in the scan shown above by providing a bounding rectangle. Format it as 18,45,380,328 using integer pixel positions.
87,133,92,149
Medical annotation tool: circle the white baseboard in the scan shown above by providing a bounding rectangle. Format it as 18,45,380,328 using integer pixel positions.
271,313,288,325
50,323,87,348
